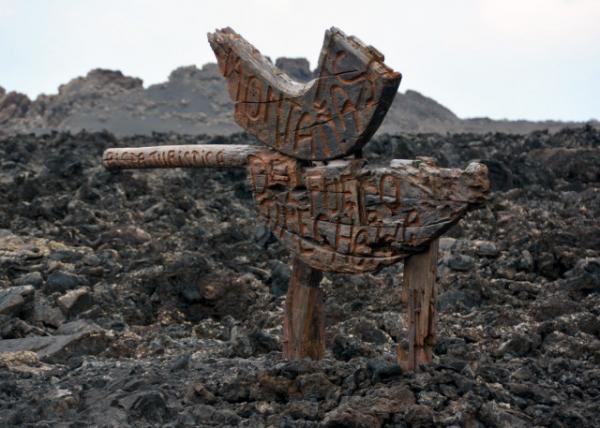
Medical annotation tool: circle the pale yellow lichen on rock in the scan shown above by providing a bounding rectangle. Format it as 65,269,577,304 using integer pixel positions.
0,351,52,374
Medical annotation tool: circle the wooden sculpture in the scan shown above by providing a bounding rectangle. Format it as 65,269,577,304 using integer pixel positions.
103,27,490,371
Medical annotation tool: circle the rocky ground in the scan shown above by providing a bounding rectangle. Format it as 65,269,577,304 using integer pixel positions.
0,127,598,427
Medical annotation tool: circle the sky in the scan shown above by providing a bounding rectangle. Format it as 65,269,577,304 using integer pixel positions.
1,0,599,121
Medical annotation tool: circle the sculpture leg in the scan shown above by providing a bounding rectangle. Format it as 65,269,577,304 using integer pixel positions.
282,256,325,360
399,238,439,371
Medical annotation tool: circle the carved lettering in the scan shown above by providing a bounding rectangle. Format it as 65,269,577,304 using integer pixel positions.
379,174,401,207
216,150,225,166
245,75,263,121
208,27,401,160
244,151,489,273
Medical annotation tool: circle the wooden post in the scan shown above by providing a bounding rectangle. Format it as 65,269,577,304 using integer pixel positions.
282,256,325,360
399,238,439,371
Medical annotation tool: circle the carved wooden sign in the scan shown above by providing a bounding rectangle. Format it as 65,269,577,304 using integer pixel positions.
208,27,401,161
103,27,490,371
247,152,488,273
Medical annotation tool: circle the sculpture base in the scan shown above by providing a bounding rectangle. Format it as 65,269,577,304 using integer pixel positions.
281,241,438,370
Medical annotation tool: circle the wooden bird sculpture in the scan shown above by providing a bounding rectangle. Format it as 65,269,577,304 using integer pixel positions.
103,27,490,369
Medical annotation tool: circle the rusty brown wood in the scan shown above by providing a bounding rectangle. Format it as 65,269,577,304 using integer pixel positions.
248,151,489,273
208,27,401,161
103,145,261,169
400,238,439,371
282,256,325,360
101,26,491,370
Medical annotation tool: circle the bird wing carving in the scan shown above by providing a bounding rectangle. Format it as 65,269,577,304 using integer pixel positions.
208,27,401,161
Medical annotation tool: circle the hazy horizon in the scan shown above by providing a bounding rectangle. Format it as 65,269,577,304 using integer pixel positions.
1,0,599,122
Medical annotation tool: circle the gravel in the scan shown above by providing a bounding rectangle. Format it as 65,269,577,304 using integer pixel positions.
0,127,598,426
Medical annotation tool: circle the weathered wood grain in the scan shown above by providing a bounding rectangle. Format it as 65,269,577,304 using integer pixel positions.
400,239,439,371
282,256,325,360
247,151,489,273
103,145,261,169
208,27,401,161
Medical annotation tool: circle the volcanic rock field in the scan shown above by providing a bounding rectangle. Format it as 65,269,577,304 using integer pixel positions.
0,125,598,426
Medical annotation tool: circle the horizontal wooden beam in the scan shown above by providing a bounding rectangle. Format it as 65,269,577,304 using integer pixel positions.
103,145,261,169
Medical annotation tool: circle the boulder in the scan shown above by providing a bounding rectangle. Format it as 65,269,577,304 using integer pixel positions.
33,292,65,328
564,258,600,294
0,321,110,363
0,285,34,316
0,91,31,124
474,240,500,257
57,287,92,315
323,385,415,427
46,270,80,292
13,272,43,288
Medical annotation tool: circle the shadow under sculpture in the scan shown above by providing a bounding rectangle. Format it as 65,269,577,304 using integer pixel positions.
102,27,490,371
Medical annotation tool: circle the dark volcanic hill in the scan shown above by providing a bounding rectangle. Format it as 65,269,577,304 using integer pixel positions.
1,59,595,138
